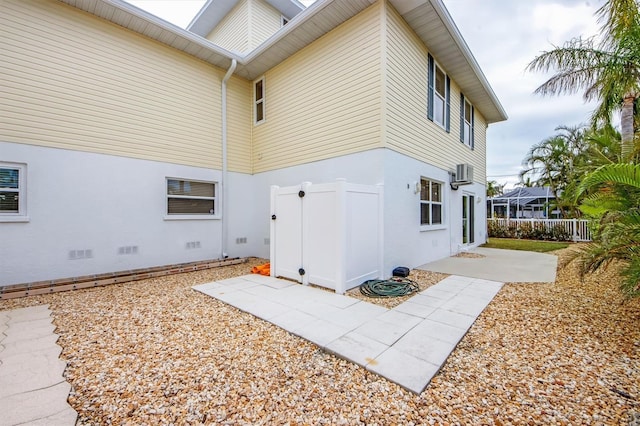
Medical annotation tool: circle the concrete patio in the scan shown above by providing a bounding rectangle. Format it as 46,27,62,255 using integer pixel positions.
418,247,558,283
193,273,503,393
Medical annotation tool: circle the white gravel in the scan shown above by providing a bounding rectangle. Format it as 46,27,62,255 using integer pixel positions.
1,252,639,424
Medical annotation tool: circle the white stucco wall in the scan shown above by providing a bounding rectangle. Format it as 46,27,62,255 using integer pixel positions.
1,144,486,285
250,148,487,276
0,142,239,285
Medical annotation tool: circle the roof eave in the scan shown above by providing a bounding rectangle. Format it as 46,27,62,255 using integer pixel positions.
392,0,507,124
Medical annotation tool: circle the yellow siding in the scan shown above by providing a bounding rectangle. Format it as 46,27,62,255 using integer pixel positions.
206,0,250,53
384,3,487,182
252,2,383,173
1,0,225,169
227,76,253,173
249,0,283,50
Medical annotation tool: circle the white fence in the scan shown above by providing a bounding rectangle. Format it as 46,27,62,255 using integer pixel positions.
270,179,384,294
487,218,592,242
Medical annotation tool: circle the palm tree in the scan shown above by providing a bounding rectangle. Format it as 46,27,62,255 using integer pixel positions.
576,163,640,296
520,125,587,216
486,180,504,198
527,0,640,159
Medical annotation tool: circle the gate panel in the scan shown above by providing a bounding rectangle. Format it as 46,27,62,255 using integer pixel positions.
271,185,303,282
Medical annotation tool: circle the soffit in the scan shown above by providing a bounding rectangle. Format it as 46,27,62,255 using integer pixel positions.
188,0,306,37
58,0,506,123
237,0,376,80
59,0,241,69
392,0,507,123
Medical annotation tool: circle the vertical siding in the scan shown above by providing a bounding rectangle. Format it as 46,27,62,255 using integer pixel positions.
227,76,252,173
249,0,283,50
206,0,250,54
252,2,383,173
1,0,224,169
384,3,487,182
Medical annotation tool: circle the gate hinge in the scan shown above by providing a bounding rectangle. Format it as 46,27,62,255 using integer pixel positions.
271,214,276,220
298,268,306,276
298,190,305,198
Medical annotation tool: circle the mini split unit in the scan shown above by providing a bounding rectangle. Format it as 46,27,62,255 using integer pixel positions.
451,163,473,189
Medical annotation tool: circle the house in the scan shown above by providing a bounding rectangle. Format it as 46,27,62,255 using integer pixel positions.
0,0,507,288
487,187,557,219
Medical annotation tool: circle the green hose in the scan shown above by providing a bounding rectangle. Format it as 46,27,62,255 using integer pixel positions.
359,278,419,298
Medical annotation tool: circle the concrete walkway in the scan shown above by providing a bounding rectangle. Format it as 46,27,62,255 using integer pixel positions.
194,274,503,393
418,247,558,283
0,305,77,425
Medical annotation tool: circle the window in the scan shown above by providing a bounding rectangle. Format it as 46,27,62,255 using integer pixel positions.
254,77,265,124
167,179,216,216
420,178,443,226
460,94,475,149
281,16,289,26
0,163,27,221
427,54,450,131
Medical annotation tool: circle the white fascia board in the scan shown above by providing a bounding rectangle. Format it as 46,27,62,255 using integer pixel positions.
63,0,242,65
428,0,507,122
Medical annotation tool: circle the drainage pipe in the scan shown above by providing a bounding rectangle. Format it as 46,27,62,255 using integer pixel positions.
220,59,237,259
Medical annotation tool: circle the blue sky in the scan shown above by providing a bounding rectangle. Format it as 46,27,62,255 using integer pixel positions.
127,0,602,189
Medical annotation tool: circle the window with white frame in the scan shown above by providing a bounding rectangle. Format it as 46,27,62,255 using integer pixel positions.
0,163,26,219
420,178,443,226
167,179,216,216
254,77,265,124
460,94,474,149
434,66,446,126
427,54,450,131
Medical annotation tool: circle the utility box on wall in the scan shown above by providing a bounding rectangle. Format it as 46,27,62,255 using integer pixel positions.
270,179,383,294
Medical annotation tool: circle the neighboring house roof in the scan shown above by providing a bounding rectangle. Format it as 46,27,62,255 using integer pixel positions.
59,0,507,123
187,0,306,36
490,187,555,206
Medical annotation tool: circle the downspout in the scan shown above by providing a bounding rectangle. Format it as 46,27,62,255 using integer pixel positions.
220,59,237,259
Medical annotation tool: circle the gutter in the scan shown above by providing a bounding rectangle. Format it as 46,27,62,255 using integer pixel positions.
220,59,237,259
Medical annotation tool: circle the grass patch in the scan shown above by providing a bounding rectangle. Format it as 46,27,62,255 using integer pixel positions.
482,238,570,253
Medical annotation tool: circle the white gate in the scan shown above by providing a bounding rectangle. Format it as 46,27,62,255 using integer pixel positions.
270,179,383,294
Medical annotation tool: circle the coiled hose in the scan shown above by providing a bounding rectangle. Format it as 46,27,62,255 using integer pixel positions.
359,277,419,298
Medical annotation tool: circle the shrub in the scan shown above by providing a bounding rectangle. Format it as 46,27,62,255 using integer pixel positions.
487,220,572,241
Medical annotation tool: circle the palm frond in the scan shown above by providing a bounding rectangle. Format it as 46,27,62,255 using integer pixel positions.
577,163,640,197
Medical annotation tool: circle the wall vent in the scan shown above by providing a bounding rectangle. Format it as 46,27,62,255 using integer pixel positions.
118,246,139,255
69,249,93,260
235,237,247,244
186,241,201,249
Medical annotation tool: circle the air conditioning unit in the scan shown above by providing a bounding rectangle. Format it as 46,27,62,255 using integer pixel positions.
455,163,473,183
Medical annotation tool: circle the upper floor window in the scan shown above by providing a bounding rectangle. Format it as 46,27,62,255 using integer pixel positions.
420,178,443,226
427,54,450,132
254,77,265,124
0,163,27,221
167,179,216,217
460,94,475,149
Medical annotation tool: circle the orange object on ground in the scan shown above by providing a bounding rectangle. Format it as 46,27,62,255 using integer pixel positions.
251,263,270,276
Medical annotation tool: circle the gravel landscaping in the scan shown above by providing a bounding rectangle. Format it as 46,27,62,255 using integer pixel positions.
1,249,639,424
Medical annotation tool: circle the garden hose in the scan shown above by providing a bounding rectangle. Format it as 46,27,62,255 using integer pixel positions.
359,277,419,298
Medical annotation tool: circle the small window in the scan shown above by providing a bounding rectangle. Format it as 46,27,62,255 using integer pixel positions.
167,179,216,216
254,77,265,124
281,16,289,26
0,163,27,221
460,94,474,148
420,178,443,226
427,54,450,131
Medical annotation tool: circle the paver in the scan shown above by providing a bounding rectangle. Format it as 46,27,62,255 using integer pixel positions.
0,305,77,426
194,274,504,393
